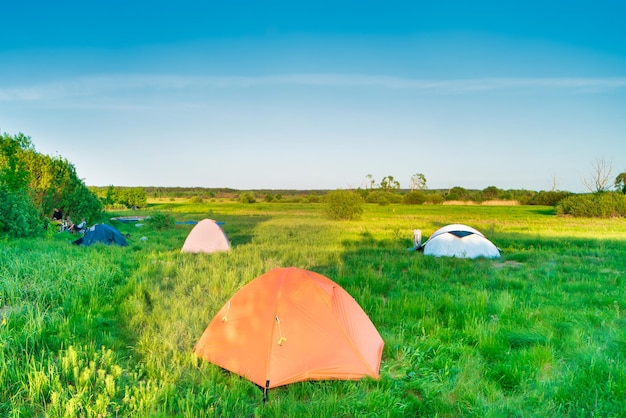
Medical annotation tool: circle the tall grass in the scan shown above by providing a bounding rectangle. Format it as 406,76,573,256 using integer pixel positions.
1,202,625,416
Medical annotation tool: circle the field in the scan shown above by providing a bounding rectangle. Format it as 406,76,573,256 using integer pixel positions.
1,201,626,417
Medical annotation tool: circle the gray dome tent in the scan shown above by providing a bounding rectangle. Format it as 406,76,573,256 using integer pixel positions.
73,224,128,247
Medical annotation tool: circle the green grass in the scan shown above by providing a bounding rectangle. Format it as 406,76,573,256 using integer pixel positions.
1,202,626,416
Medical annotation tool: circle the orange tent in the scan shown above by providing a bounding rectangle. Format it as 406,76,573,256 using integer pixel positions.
181,219,230,254
193,267,384,392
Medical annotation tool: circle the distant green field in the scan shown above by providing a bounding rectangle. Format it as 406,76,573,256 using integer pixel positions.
1,202,625,417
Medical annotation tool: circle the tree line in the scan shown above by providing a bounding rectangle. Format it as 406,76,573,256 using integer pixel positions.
0,132,102,237
2,130,624,236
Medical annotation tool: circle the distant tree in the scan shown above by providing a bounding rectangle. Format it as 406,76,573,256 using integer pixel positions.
324,190,364,220
409,173,427,191
379,175,400,191
615,171,626,194
365,190,402,205
549,175,560,192
238,192,256,203
104,185,117,206
530,190,571,206
124,187,147,208
107,187,147,209
481,186,502,200
427,192,445,205
365,174,376,189
446,186,470,201
0,132,102,236
0,132,31,192
582,158,613,193
404,190,427,205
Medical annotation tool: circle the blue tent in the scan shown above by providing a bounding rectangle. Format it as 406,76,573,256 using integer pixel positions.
73,224,128,246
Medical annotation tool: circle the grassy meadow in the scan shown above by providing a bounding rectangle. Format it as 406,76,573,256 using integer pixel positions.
1,200,626,417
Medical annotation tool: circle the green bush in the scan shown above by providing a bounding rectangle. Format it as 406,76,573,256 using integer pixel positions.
323,190,364,220
556,192,626,218
365,190,403,205
481,186,503,200
445,186,472,201
238,192,256,203
0,186,43,238
145,212,175,230
427,192,445,205
404,190,427,205
530,191,572,206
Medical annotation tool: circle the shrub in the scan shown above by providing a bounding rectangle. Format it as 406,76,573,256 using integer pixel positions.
145,212,176,230
404,191,427,205
530,191,572,206
446,186,471,201
365,191,403,205
481,186,503,200
0,186,43,238
427,193,445,205
556,192,626,218
323,190,364,220
238,192,256,204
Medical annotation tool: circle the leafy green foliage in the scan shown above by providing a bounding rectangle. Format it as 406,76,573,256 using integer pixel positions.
409,173,427,190
145,211,175,230
556,192,626,217
379,175,401,191
0,186,43,238
529,190,572,206
403,190,427,205
426,192,445,204
106,187,148,209
365,190,403,205
324,189,364,220
90,186,148,209
615,171,626,193
1,131,103,227
0,132,32,192
445,186,473,201
238,192,256,203
481,185,503,200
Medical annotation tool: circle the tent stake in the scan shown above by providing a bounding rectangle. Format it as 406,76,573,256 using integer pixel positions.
263,380,270,403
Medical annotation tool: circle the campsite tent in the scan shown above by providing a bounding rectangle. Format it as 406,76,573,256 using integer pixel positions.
73,224,128,246
193,267,384,392
420,223,500,259
181,219,230,254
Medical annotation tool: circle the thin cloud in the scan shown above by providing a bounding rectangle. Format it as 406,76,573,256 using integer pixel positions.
1,74,625,102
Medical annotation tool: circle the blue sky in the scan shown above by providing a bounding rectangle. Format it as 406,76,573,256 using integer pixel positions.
1,1,625,192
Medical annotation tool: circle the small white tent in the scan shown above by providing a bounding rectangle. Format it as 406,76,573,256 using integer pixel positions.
420,224,500,259
181,219,230,254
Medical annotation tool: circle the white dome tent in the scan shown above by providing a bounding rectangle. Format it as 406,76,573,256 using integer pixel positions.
417,224,500,259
